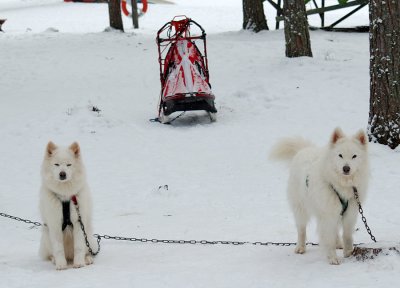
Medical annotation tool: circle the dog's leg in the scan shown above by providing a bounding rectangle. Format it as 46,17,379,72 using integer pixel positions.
318,217,340,265
72,225,86,268
85,255,94,265
49,228,68,270
342,203,357,257
39,227,52,261
336,230,343,249
288,177,309,254
292,206,309,254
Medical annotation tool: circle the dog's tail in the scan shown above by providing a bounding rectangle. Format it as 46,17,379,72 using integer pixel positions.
269,137,314,161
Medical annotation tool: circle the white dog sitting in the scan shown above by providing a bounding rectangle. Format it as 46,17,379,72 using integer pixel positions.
39,141,96,270
270,128,369,264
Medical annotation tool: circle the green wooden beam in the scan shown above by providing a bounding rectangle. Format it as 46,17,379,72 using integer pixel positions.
307,0,368,15
328,2,368,28
276,0,368,22
265,0,282,13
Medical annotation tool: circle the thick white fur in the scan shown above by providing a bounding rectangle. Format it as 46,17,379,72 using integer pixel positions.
270,128,369,265
39,142,96,270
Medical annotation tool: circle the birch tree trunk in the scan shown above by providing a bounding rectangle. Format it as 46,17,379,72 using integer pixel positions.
283,0,312,57
368,0,400,149
243,0,269,32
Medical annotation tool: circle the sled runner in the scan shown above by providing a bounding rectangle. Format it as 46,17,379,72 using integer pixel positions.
156,16,217,123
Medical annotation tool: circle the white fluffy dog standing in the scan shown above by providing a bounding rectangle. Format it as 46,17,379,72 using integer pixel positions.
39,141,95,270
270,128,369,264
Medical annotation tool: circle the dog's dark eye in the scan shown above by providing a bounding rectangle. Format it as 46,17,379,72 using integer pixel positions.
338,154,343,158
67,164,72,167
54,164,60,166
352,155,357,159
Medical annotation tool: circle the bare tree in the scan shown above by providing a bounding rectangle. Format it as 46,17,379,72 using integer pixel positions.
108,0,124,31
368,0,400,149
283,0,312,57
243,0,269,32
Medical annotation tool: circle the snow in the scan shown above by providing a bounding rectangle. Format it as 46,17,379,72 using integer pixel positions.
0,0,399,287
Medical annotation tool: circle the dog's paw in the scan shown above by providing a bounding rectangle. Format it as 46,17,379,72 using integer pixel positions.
328,256,340,265
73,255,86,269
73,261,85,269
294,245,306,254
55,259,68,270
85,255,94,265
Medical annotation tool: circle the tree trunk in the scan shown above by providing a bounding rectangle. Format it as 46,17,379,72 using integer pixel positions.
283,0,312,57
108,0,124,32
243,0,269,32
368,0,400,149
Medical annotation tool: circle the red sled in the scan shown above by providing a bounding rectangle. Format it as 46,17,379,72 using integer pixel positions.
156,16,217,123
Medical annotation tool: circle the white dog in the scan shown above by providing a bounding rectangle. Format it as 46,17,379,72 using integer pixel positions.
270,128,369,264
39,141,96,270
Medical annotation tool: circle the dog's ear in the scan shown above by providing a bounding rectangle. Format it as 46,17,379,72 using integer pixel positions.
331,127,345,145
354,129,368,146
46,141,57,156
69,142,80,157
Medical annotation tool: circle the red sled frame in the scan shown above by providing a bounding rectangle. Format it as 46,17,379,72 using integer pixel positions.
156,16,217,123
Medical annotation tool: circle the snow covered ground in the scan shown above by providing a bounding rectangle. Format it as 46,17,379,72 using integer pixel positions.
0,1,399,288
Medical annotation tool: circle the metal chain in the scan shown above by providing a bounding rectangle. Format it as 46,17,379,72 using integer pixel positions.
92,234,319,247
353,187,377,243
0,212,42,227
1,211,319,247
0,210,101,255
73,204,101,256
2,205,377,248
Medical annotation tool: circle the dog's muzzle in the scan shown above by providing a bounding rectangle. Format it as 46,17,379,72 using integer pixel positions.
59,171,67,180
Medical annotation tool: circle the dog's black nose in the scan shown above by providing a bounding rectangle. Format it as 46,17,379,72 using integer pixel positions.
59,171,66,180
343,165,350,174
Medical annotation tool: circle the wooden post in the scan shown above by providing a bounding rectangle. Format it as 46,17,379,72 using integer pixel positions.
131,0,139,29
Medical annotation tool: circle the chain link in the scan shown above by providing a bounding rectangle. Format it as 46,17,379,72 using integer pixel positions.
73,204,101,256
1,211,318,247
4,200,378,249
0,212,42,227
92,234,319,247
0,210,102,255
353,187,377,243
